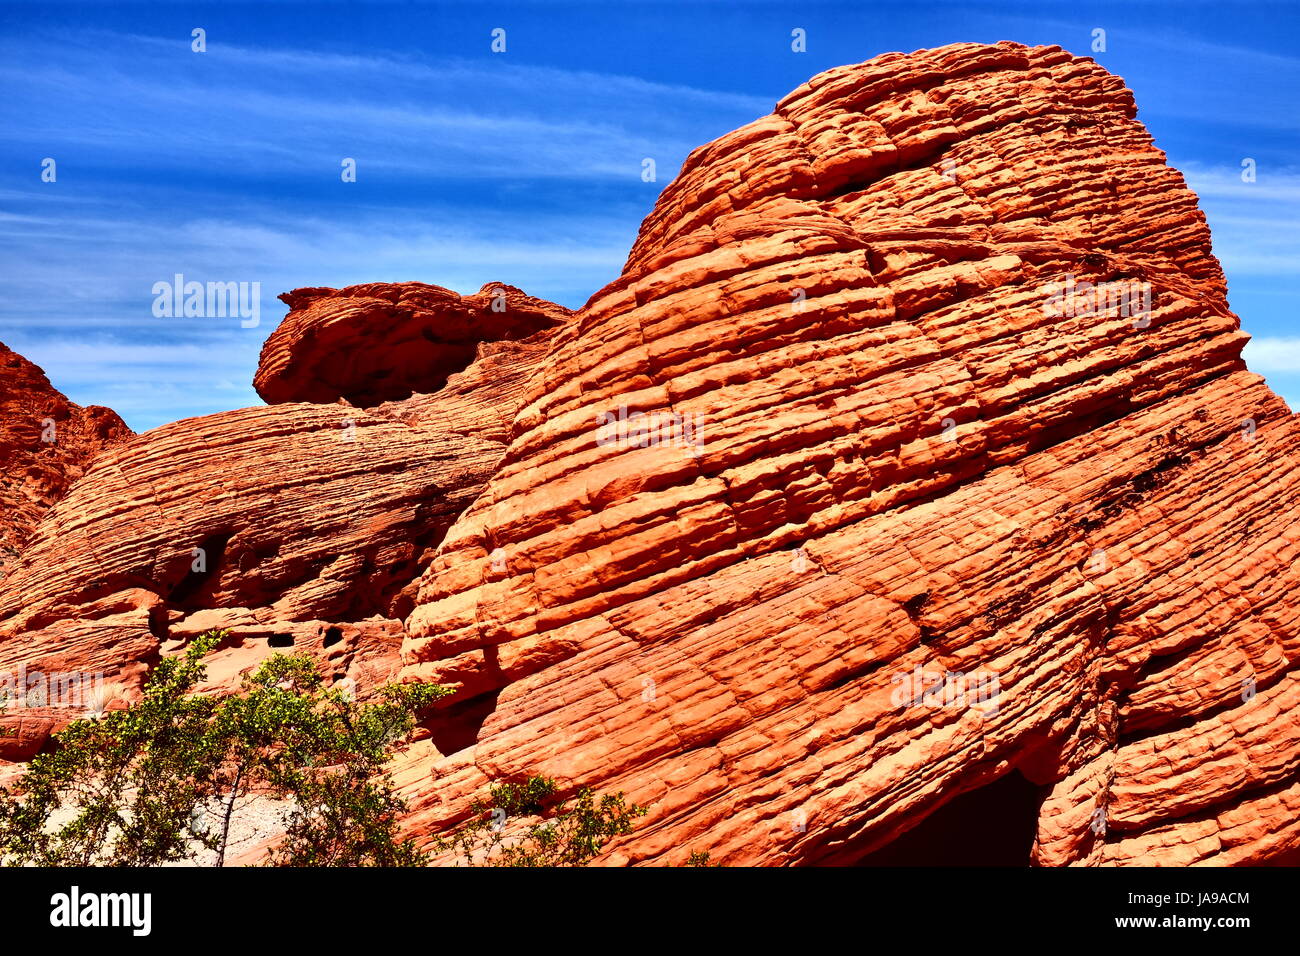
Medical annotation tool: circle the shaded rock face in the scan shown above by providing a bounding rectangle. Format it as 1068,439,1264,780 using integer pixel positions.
255,282,572,407
2,41,1298,865
0,342,131,565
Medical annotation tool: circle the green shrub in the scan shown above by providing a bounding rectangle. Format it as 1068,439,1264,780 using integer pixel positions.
438,774,647,866
0,630,448,867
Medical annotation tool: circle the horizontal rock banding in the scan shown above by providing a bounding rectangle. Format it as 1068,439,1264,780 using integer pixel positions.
255,282,572,406
0,342,131,564
390,42,1300,866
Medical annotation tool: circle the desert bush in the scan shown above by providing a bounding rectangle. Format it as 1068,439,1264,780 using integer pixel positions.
0,630,447,866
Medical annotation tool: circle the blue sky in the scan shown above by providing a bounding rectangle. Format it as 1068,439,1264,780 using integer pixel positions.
1,0,1298,431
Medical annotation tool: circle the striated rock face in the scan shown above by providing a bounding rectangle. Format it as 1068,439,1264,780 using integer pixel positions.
255,282,572,407
0,342,131,564
2,41,1298,866
388,42,1300,867
0,288,566,760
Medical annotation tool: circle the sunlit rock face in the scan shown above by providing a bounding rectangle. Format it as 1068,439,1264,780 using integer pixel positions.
392,42,1300,867
255,282,572,406
3,42,1298,866
0,341,131,563
0,286,568,761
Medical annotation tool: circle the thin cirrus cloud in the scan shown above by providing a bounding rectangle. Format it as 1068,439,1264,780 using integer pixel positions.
0,29,769,181
1173,161,1300,408
4,337,263,425
1180,163,1300,277
1243,338,1300,372
1,18,1297,426
0,28,770,431
0,207,637,330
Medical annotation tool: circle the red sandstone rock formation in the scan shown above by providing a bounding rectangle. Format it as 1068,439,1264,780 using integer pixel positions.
2,41,1298,865
0,345,131,762
255,282,572,406
389,41,1300,867
0,342,131,564
0,288,565,761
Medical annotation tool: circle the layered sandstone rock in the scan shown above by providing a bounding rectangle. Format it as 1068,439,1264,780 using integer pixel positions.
255,282,572,406
2,41,1297,866
0,342,131,565
388,42,1300,867
0,345,131,761
0,290,566,760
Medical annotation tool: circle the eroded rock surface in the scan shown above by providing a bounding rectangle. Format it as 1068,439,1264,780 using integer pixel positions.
255,282,572,407
0,342,131,564
0,287,567,760
389,42,1300,867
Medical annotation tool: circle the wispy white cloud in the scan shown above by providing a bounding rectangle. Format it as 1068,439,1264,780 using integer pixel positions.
122,30,774,114
1244,337,1300,373
1182,168,1300,204
1178,161,1300,276
0,205,635,326
0,28,767,181
2,334,263,430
